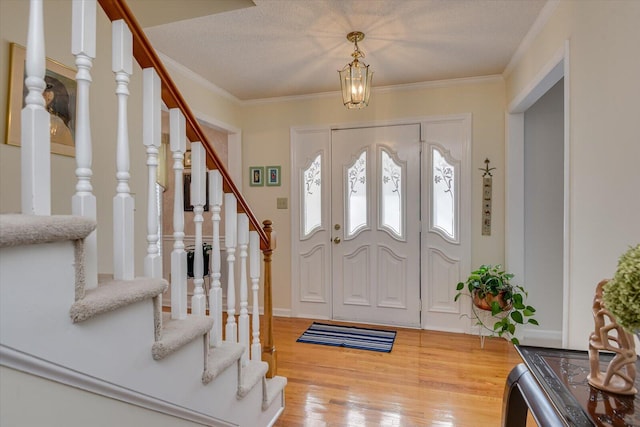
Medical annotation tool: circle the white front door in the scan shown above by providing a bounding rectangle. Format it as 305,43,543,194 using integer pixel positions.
420,116,472,332
330,125,421,327
291,116,470,331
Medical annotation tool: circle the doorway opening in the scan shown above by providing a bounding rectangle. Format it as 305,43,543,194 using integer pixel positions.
506,42,569,347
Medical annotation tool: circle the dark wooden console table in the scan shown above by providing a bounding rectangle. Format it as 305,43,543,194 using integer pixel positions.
502,346,639,427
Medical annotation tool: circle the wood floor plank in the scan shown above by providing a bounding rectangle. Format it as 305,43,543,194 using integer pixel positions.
271,317,532,427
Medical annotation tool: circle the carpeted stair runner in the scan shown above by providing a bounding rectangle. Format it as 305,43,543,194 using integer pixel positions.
0,214,95,248
69,278,168,323
153,313,214,360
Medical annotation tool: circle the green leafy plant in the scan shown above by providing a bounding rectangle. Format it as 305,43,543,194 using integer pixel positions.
603,244,640,334
454,264,538,345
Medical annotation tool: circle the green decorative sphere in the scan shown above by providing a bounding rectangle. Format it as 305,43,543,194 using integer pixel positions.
603,244,640,334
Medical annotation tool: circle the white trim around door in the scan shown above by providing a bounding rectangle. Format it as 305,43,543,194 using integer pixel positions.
505,40,570,347
291,114,472,331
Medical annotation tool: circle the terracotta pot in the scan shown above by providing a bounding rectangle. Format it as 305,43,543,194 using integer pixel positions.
472,290,512,312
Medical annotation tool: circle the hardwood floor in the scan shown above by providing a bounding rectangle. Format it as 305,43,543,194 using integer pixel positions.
271,317,531,427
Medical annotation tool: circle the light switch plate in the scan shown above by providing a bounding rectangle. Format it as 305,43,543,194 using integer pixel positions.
277,198,288,209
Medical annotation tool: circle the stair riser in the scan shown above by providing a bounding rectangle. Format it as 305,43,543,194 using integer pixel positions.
1,242,76,353
1,241,285,426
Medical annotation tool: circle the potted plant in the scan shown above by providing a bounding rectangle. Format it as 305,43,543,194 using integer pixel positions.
455,264,538,345
603,244,640,339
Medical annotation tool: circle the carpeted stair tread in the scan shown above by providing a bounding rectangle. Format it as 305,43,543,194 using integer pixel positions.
202,342,244,385
262,376,288,410
0,214,96,248
152,313,214,360
69,278,168,323
237,360,268,398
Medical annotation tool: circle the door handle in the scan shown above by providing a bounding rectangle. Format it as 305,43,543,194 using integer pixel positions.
333,237,341,244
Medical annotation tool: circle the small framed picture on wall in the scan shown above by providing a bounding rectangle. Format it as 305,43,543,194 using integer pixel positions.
266,166,281,187
249,166,264,187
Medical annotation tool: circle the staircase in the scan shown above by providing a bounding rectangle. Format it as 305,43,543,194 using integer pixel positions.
0,1,286,426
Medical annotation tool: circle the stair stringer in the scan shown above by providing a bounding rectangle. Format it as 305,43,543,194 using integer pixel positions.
0,216,285,426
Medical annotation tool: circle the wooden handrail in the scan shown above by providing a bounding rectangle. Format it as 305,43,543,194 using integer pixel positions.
97,0,269,250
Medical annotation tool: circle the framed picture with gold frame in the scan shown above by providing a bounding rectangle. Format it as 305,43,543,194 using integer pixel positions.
5,43,77,157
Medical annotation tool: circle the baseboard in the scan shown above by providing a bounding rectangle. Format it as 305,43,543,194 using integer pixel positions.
467,325,562,347
0,345,233,427
272,308,291,318
426,325,467,334
159,305,291,319
522,328,562,347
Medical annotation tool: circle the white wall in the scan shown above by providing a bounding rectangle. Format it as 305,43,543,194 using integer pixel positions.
0,367,203,427
523,78,564,344
505,1,640,349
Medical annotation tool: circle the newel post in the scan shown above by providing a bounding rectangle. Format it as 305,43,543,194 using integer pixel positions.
262,220,277,378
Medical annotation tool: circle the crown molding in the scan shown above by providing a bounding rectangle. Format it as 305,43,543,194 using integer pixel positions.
503,0,560,78
241,74,504,106
157,51,242,105
159,48,503,108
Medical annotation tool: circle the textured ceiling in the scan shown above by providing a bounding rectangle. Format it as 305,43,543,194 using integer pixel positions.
143,0,547,101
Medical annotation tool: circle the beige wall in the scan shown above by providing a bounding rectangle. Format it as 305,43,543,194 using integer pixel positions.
8,1,637,348
0,0,240,276
505,1,640,349
162,57,242,129
1,0,148,273
240,79,507,313
1,0,76,215
0,0,507,316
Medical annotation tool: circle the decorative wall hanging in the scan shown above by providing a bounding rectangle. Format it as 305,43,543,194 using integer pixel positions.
249,166,264,187
6,43,77,157
266,166,281,187
480,158,495,236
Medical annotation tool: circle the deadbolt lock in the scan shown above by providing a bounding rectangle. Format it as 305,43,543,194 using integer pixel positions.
334,224,341,230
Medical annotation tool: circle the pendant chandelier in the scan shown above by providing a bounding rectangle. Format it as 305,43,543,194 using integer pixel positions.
338,31,373,109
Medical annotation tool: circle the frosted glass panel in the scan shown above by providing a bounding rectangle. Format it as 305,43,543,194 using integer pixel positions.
347,151,367,236
433,148,455,239
381,150,403,238
302,154,322,236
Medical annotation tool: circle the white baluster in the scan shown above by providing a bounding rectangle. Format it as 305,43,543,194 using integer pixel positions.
143,67,162,278
225,193,238,342
250,230,262,361
190,142,207,316
22,0,50,215
209,170,223,346
170,109,187,319
238,213,250,365
72,0,97,289
111,20,134,280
